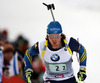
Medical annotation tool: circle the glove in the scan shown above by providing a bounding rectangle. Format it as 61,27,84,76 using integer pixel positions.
25,68,33,79
77,70,87,81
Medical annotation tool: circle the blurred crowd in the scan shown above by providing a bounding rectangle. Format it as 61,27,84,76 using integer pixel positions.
0,29,45,83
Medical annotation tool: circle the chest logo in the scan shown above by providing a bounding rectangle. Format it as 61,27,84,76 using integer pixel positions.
51,54,60,62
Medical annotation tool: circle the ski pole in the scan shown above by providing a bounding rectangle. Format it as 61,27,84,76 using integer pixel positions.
76,38,85,83
76,38,79,62
43,3,55,21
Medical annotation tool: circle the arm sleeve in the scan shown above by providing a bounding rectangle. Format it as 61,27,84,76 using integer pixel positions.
24,42,39,70
69,37,87,69
78,45,87,67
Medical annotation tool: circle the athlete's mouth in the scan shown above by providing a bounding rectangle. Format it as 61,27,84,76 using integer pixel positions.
52,41,57,45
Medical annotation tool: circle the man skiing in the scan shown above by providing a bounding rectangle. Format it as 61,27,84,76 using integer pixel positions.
24,21,87,83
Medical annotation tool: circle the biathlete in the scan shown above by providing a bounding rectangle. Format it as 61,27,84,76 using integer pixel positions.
24,21,87,83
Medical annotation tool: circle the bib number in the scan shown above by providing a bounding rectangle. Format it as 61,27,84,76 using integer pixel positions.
49,64,67,73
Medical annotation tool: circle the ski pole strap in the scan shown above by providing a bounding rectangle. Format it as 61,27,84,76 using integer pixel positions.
28,76,31,83
76,76,81,83
77,77,85,83
76,72,86,83
42,40,48,58
79,72,87,75
63,39,73,55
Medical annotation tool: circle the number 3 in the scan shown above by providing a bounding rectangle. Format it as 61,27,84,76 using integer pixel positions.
63,66,65,70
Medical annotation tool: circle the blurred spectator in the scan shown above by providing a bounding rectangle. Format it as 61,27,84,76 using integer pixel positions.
16,53,23,78
12,35,29,79
13,35,29,58
0,46,3,83
31,55,45,83
0,29,28,83
2,75,26,83
2,29,8,41
0,40,5,50
3,44,15,78
0,29,8,43
0,29,9,52
2,44,26,83
0,28,46,83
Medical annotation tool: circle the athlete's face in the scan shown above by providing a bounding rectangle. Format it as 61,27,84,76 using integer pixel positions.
48,33,62,49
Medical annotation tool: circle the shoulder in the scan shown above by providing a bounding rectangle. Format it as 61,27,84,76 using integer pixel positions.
65,36,79,45
69,37,78,43
65,36,73,44
30,40,45,49
68,37,79,52
38,40,46,54
38,40,46,48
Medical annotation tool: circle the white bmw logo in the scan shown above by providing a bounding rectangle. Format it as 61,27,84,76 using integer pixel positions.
51,54,60,61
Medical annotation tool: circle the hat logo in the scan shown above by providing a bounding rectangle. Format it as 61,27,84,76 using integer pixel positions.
50,28,60,31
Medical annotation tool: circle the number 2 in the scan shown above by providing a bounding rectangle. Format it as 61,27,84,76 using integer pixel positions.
55,66,59,71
